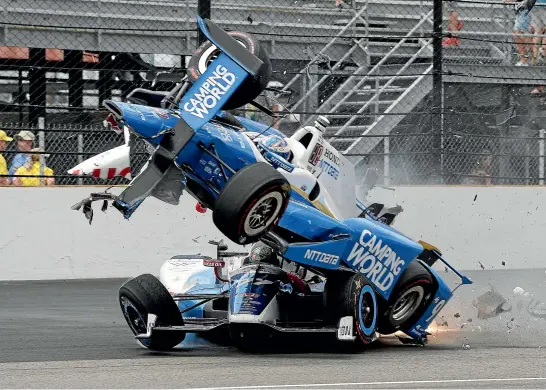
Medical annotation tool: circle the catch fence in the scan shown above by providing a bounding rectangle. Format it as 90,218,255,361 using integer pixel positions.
0,0,545,185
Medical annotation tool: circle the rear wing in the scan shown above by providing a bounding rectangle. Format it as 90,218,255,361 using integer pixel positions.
196,17,265,76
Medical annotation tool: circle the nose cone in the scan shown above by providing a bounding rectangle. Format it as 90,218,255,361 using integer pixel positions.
67,144,132,180
104,100,181,141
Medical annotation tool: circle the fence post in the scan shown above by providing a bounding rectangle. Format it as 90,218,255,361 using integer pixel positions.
384,136,390,186
78,130,84,186
38,117,45,186
432,0,443,183
538,129,544,186
29,49,46,126
66,50,84,109
197,0,211,46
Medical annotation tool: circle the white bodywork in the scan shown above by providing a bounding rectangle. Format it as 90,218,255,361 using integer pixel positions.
283,124,360,219
67,126,132,180
159,255,244,295
159,255,284,326
242,122,360,220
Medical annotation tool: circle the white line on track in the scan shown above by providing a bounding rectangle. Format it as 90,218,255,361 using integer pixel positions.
182,377,546,390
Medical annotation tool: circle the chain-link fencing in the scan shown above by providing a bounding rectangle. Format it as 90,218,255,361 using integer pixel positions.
0,0,545,186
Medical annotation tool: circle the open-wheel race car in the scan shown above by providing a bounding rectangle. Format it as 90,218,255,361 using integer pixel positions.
69,16,473,351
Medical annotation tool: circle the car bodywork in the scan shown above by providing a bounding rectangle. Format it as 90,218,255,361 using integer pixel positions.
151,238,470,347
70,16,472,346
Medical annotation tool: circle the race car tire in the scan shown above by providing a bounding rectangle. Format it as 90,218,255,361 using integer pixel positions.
119,273,185,351
376,261,435,335
213,162,291,245
186,31,272,110
323,272,378,346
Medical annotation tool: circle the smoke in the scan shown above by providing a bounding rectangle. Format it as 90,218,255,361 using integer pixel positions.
354,140,431,187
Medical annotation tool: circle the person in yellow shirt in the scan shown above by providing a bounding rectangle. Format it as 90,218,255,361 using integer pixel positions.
0,130,13,186
12,148,55,186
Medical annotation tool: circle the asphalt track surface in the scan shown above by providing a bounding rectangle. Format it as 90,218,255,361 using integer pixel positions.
1,272,546,389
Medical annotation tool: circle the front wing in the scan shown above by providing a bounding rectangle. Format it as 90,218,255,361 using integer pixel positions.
135,314,344,342
406,253,473,340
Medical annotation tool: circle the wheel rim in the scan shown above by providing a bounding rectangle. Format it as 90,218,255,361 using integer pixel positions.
120,296,147,336
390,286,425,324
243,191,283,236
198,39,247,74
358,284,377,338
361,290,375,330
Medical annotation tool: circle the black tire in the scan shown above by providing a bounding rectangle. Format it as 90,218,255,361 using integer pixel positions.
187,31,272,110
376,261,435,335
323,272,378,346
119,273,185,351
213,162,291,245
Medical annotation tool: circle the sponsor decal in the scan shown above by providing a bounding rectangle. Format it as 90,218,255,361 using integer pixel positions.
308,143,324,166
423,297,446,323
323,148,340,165
218,127,233,142
203,259,225,268
347,229,406,292
337,316,356,341
85,167,131,180
241,293,260,298
318,159,339,180
304,249,340,265
233,131,246,149
268,153,294,172
183,65,236,119
153,108,169,119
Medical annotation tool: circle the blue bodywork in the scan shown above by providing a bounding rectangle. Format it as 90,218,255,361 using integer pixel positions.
107,16,472,341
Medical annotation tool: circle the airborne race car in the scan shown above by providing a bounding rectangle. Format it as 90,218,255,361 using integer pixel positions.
70,17,472,351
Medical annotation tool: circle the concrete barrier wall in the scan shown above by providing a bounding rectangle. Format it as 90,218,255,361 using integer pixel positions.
0,186,544,280
0,187,246,281
366,185,546,271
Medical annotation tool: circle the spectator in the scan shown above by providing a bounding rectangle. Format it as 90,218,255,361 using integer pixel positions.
0,130,12,186
505,0,533,66
8,130,35,183
531,0,546,94
443,10,463,47
462,150,493,185
12,147,55,187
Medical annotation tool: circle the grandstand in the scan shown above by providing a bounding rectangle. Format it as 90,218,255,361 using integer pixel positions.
0,0,544,184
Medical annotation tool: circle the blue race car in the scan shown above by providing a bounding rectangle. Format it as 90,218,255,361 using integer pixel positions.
70,17,472,351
